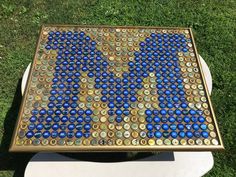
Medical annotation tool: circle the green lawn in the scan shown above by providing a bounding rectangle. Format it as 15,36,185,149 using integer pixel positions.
0,0,235,176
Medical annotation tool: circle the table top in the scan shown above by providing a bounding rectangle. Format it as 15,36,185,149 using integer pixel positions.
10,25,223,152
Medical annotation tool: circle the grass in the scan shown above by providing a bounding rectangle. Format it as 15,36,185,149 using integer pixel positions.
0,0,235,176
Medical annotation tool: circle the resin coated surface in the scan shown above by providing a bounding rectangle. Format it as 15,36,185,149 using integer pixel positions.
10,25,223,152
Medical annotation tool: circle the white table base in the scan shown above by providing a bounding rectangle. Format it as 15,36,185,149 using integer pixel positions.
25,152,213,177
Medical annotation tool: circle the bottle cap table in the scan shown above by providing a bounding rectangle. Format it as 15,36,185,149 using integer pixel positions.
10,26,223,152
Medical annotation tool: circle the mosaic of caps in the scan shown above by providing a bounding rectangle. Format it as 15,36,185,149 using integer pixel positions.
10,25,223,151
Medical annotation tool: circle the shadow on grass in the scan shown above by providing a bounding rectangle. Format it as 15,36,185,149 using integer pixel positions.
0,79,34,177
